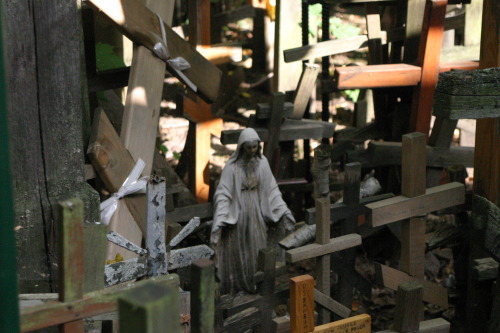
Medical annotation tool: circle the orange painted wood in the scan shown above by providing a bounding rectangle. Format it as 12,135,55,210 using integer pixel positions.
313,314,371,333
290,275,315,333
409,0,448,136
335,64,422,89
439,60,479,72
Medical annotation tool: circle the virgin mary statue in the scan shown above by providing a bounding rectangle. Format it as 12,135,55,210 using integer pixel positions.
211,128,295,295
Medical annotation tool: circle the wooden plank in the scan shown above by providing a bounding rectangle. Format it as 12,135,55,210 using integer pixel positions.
377,318,450,333
284,35,369,63
191,259,215,333
220,119,336,144
393,282,424,332
212,5,256,27
334,64,422,89
438,60,479,72
375,263,448,308
256,102,294,120
197,45,243,64
20,274,179,332
315,197,331,324
165,203,213,223
264,92,286,162
409,0,447,135
290,275,315,333
84,223,108,293
313,289,350,319
105,257,148,286
118,282,180,333
223,307,261,332
313,314,371,333
146,176,168,275
286,234,362,263
402,133,427,198
58,198,84,332
87,108,146,240
367,182,465,227
168,245,214,270
87,0,222,103
292,64,320,120
471,195,500,261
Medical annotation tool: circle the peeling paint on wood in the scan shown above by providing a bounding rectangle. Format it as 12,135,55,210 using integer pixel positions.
168,245,214,270
146,176,168,276
104,257,147,287
168,217,201,248
106,231,147,255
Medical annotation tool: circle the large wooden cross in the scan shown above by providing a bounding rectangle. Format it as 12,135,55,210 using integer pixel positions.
286,197,362,324
365,132,465,308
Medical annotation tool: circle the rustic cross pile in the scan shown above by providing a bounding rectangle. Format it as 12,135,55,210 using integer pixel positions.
289,275,450,333
19,198,180,332
365,132,465,308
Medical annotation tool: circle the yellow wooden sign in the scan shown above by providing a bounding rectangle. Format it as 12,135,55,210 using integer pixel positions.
313,314,371,333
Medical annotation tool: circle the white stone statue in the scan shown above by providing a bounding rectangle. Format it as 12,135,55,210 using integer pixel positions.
211,128,295,294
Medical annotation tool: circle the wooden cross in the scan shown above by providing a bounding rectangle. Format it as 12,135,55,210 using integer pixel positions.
289,275,371,333
286,197,362,323
19,198,180,332
365,132,465,308
289,275,450,333
217,247,289,333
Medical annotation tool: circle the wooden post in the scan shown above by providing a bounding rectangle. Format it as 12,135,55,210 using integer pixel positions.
290,275,315,333
191,259,215,333
400,133,426,278
264,92,286,163
315,198,331,324
58,198,84,332
146,176,168,276
393,282,424,332
118,282,181,333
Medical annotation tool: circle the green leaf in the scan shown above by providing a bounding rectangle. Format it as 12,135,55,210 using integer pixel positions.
95,43,126,71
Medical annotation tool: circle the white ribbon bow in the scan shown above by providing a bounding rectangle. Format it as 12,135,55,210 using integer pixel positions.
100,159,149,225
153,14,197,93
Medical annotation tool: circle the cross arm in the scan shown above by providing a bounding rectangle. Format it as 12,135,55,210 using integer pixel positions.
367,182,465,227
286,234,361,263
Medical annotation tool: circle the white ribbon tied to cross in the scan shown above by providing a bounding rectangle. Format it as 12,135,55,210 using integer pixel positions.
100,159,149,225
153,14,197,93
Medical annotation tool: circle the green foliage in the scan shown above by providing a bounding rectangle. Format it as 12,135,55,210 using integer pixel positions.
307,4,322,38
329,17,361,40
95,43,126,71
341,89,360,103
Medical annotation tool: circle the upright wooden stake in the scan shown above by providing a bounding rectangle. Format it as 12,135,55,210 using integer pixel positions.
118,282,180,333
58,199,85,332
146,176,167,276
315,197,331,324
290,275,315,333
393,282,424,332
400,133,426,278
191,259,215,333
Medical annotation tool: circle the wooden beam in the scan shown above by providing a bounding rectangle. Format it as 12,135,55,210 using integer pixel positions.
221,119,335,144
409,0,448,135
377,318,450,333
292,64,320,120
290,275,315,333
58,199,84,332
393,282,424,332
191,260,215,333
313,314,371,333
366,182,465,227
286,234,361,263
87,0,222,103
20,275,179,332
375,263,448,308
118,282,180,333
335,64,422,89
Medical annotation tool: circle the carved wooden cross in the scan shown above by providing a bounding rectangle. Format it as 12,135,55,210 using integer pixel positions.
365,132,465,308
286,197,362,323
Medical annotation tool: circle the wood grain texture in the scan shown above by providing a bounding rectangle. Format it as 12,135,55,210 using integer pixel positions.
191,259,215,333
118,282,180,333
400,217,426,279
87,0,222,102
367,182,465,227
286,234,362,263
334,64,422,89
292,64,320,120
314,289,351,319
284,36,369,63
290,275,315,333
20,265,179,332
313,314,371,333
409,0,447,136
377,318,450,333
393,282,424,332
58,199,85,332
315,197,331,324
375,263,448,308
402,132,427,197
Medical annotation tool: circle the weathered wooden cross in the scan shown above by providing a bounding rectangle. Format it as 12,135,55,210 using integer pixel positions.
289,275,450,333
365,132,465,308
217,247,289,333
286,195,363,324
19,198,180,332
